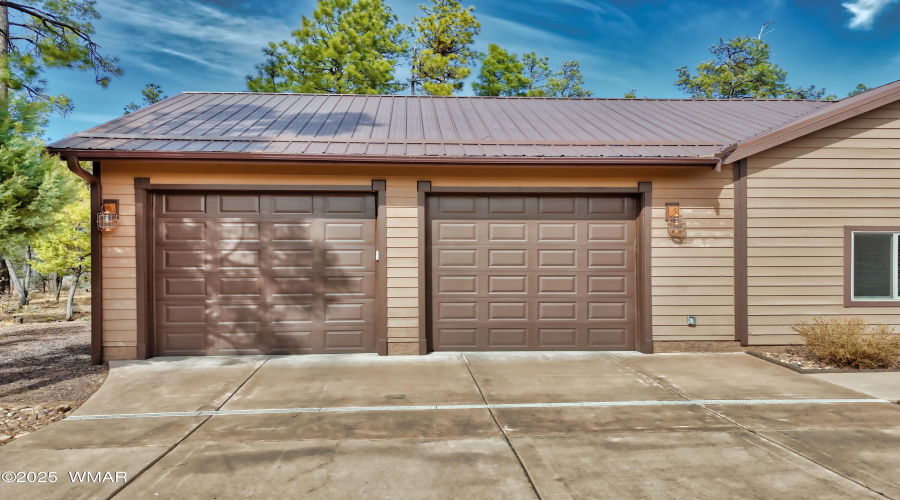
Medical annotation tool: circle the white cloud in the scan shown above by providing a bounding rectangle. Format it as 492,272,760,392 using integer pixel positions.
553,0,638,33
95,0,295,78
843,0,899,30
154,48,245,77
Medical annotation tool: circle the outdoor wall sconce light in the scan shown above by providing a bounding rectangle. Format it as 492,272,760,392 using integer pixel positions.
97,200,119,232
666,203,686,240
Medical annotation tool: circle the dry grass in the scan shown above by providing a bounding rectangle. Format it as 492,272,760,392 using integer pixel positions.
792,317,900,369
0,290,91,325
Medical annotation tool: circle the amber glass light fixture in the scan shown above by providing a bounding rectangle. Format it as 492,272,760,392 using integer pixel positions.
666,203,686,240
97,201,119,232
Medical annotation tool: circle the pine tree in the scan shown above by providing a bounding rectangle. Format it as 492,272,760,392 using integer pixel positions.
411,0,480,95
0,98,77,305
0,0,122,113
246,0,408,94
472,44,529,96
548,60,593,97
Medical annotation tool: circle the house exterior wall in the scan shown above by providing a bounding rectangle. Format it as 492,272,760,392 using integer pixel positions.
96,161,734,360
745,102,900,344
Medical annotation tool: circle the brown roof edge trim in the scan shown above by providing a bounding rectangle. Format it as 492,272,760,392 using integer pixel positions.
66,156,99,184
48,149,720,166
425,186,645,194
723,80,900,163
147,183,376,192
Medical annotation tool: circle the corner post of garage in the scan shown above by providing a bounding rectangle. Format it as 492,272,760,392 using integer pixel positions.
90,162,103,365
373,179,388,356
134,178,151,359
733,160,749,346
638,182,653,354
417,181,432,355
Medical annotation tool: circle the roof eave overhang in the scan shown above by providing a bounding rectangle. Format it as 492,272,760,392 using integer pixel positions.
47,149,721,167
722,80,900,164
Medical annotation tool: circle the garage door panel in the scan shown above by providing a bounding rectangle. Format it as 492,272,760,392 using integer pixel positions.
270,303,314,325
161,221,207,242
488,223,528,242
538,223,578,242
588,328,630,348
430,194,637,352
157,303,208,328
159,331,207,355
324,275,374,296
161,194,207,215
271,277,316,297
437,223,478,242
272,195,314,214
488,328,528,348
217,222,261,242
538,275,577,294
489,301,528,321
154,192,376,356
271,222,314,243
588,223,631,243
488,275,526,294
218,250,261,270
157,276,208,300
538,328,578,348
159,249,207,271
323,329,370,350
218,194,260,215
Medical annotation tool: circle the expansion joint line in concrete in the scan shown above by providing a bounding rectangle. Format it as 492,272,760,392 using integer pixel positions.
107,358,272,499
606,353,891,499
461,354,543,500
64,398,889,421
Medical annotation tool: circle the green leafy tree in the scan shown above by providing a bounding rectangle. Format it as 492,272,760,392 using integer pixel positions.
123,83,167,114
246,0,408,94
0,98,76,305
623,89,637,98
522,52,551,96
547,60,593,97
411,0,480,95
472,44,529,96
675,35,832,100
246,44,292,92
848,83,870,97
31,183,89,320
0,0,122,113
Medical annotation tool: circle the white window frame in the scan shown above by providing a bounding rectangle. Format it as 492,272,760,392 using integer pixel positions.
850,231,900,301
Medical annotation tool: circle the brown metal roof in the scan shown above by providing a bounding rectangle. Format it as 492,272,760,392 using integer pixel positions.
48,93,832,163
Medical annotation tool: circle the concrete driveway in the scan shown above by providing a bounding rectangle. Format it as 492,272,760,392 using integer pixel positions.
1,352,899,499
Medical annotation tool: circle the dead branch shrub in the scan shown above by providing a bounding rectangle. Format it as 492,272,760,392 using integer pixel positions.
792,317,900,369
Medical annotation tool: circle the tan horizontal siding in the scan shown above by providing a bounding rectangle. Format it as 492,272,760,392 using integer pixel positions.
746,104,900,345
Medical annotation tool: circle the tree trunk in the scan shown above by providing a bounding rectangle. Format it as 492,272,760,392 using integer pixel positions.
1,4,8,101
54,274,63,303
3,258,28,306
0,262,8,295
65,273,79,321
22,246,32,291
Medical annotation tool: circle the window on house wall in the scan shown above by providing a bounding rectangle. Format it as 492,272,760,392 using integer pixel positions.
851,231,900,300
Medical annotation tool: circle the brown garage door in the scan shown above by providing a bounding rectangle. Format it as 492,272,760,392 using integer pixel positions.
153,192,376,356
429,195,637,351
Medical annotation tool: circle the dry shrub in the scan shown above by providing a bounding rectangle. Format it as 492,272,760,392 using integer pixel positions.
792,317,900,369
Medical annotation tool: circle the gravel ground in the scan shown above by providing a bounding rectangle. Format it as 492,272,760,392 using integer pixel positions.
0,321,108,445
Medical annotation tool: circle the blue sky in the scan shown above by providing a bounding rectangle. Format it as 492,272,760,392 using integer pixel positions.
41,0,900,141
